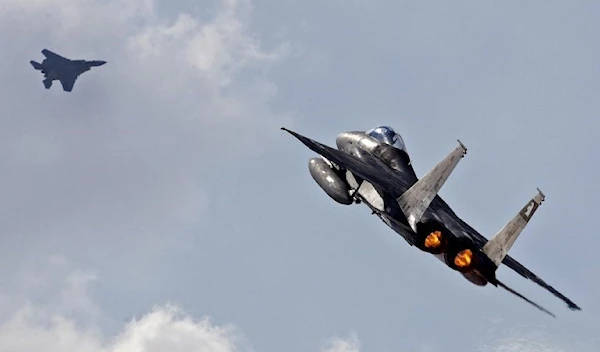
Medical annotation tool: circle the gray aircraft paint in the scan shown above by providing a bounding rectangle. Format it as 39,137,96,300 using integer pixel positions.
281,126,581,317
30,49,106,92
483,189,546,266
308,157,353,205
396,140,467,233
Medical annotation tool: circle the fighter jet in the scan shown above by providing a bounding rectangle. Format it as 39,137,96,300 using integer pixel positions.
30,49,106,92
281,125,581,317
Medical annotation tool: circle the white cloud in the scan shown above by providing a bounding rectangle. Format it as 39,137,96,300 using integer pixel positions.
478,331,598,352
0,304,251,352
0,4,353,350
0,256,99,323
3,257,593,352
0,257,365,352
320,332,361,352
111,306,249,352
479,335,563,352
0,0,291,279
0,256,250,352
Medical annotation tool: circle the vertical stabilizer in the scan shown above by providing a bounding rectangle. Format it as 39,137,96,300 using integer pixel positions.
483,188,545,266
396,140,467,232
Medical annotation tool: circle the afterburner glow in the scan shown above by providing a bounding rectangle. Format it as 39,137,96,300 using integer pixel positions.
424,230,443,249
454,249,473,268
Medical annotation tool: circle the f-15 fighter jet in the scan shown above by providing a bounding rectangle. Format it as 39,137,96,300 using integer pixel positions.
281,125,581,317
30,49,106,92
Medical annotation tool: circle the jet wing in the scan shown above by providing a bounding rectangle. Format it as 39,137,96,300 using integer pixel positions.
59,73,78,92
282,127,421,245
42,49,66,60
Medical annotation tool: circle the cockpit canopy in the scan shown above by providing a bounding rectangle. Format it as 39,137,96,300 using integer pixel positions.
366,126,407,152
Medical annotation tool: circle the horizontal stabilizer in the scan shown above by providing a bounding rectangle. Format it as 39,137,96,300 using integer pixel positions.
30,60,43,70
497,280,555,318
397,140,467,232
483,188,545,266
502,255,581,311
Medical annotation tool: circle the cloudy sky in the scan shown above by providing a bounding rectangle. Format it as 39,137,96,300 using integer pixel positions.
0,0,598,351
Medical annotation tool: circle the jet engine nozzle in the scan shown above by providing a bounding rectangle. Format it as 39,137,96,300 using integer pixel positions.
454,249,474,270
443,238,482,273
415,221,451,254
424,230,444,249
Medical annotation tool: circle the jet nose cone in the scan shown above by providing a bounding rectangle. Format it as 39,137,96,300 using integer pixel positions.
97,60,107,66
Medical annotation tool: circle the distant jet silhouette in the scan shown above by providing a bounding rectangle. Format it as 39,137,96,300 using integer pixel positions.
30,49,106,92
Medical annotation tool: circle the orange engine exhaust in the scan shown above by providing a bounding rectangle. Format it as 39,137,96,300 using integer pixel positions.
454,249,474,269
416,221,453,254
420,229,450,254
424,230,443,249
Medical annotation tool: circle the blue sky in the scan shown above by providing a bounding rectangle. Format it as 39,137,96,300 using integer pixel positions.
0,0,598,351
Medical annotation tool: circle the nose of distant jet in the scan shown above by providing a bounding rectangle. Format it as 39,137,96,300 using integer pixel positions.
90,60,107,66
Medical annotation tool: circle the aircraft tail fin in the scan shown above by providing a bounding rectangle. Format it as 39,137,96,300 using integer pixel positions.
43,78,52,89
496,279,555,317
483,188,545,266
30,60,43,70
396,140,467,232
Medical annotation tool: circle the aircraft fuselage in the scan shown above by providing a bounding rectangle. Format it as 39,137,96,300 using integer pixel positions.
30,49,106,91
318,130,491,286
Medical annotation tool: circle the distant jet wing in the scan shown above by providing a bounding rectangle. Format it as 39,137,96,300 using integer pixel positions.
42,49,66,60
281,128,412,196
59,73,78,92
501,255,581,311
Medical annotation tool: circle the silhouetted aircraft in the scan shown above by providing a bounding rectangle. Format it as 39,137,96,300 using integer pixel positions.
30,49,106,92
282,125,581,317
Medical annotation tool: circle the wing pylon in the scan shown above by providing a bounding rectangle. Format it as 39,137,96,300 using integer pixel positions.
396,140,467,232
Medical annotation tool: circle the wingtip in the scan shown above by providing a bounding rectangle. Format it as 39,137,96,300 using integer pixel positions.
456,139,467,155
536,187,546,201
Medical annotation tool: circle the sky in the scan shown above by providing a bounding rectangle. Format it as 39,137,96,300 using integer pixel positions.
0,0,598,351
